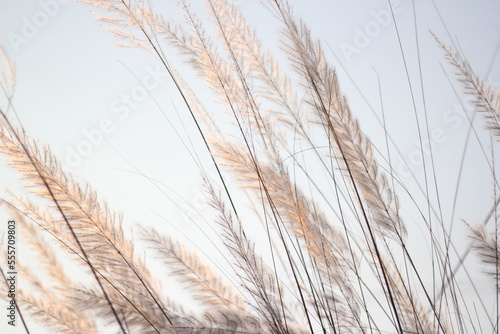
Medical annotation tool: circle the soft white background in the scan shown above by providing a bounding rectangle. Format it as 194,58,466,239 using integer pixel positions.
0,0,499,333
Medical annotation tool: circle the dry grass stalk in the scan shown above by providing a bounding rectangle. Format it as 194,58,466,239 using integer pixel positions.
0,0,498,333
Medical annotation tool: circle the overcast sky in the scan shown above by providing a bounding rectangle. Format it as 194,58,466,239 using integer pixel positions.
0,0,499,333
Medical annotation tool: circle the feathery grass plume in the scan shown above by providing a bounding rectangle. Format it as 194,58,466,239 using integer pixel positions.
184,13,367,321
144,226,301,333
155,8,339,332
0,119,269,334
263,1,414,330
77,0,156,52
204,179,301,334
13,291,96,334
0,0,499,333
211,137,364,331
434,34,500,328
0,209,98,334
8,205,74,294
158,0,268,143
266,0,405,242
205,0,299,125
143,227,246,310
0,119,257,333
433,33,500,139
468,223,500,292
160,11,370,330
0,122,176,333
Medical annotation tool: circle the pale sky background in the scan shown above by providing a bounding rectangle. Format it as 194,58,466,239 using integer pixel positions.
0,0,499,333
